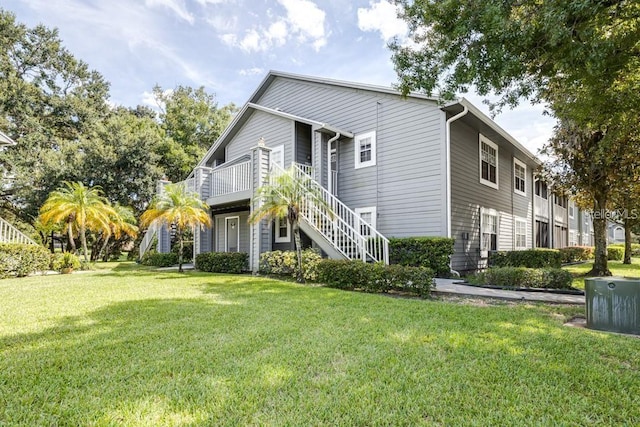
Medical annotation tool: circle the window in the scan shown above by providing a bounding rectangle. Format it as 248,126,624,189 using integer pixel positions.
271,145,284,169
569,230,577,246
355,207,377,236
515,218,527,249
569,201,575,218
554,225,568,248
481,208,498,252
354,131,376,169
275,217,290,243
513,158,526,196
536,220,549,248
554,195,568,208
479,135,498,189
535,180,548,199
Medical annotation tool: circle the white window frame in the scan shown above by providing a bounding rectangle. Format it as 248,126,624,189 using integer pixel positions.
355,206,377,237
480,207,499,257
569,230,577,246
274,217,291,243
271,144,284,169
513,158,527,196
225,216,240,253
568,201,575,219
479,134,499,189
515,218,527,250
354,131,376,169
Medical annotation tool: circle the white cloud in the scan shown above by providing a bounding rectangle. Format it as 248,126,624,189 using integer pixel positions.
239,67,264,76
277,0,327,50
265,20,288,47
239,29,264,52
145,0,194,24
357,0,408,44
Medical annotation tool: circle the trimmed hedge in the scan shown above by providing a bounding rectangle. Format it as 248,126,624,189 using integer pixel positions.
489,249,562,269
195,252,249,273
609,243,640,258
259,249,322,281
559,246,594,263
141,252,178,267
606,246,624,261
0,243,50,278
389,237,454,277
471,267,573,290
316,259,434,297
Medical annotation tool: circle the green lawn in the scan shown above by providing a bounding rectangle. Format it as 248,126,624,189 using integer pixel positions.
1,263,638,425
566,258,640,289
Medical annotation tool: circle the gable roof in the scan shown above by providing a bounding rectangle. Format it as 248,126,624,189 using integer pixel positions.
194,102,353,171
0,131,16,146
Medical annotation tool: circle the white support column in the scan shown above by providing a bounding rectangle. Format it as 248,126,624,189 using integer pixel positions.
250,140,272,273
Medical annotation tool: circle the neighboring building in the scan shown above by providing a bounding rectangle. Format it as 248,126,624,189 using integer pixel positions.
142,71,607,273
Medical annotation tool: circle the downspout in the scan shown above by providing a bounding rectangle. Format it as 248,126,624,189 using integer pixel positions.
327,132,341,192
445,105,468,238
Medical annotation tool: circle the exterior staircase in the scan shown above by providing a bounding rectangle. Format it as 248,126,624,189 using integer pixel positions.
270,163,389,264
0,217,37,245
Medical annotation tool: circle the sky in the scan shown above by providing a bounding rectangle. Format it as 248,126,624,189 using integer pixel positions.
4,0,556,155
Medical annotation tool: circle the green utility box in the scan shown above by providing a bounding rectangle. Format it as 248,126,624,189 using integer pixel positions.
585,277,640,335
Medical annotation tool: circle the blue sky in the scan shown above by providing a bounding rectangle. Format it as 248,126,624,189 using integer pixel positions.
5,0,555,154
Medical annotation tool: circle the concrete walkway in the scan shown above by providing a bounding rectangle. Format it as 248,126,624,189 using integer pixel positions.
434,279,585,304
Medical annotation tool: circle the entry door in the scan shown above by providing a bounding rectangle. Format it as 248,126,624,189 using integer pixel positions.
226,217,239,252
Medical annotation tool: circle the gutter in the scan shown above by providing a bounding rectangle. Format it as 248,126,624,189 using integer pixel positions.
445,106,468,238
326,132,341,192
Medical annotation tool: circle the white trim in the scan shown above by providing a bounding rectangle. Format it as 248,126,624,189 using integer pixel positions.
355,206,377,236
354,131,376,169
515,217,527,250
568,200,575,219
271,144,284,169
479,134,499,189
513,157,527,197
480,207,499,257
225,216,240,252
275,217,291,243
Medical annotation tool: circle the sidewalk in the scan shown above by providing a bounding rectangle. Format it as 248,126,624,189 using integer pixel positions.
433,279,585,304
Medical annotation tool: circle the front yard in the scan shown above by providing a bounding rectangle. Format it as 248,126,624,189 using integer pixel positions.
566,258,640,289
0,263,638,425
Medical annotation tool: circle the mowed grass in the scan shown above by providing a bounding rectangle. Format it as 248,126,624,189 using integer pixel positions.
1,263,638,426
565,258,640,289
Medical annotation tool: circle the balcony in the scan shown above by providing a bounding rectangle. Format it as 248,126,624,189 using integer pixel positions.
205,160,252,205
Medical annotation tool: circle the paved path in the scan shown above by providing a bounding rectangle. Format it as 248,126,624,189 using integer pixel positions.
434,279,585,304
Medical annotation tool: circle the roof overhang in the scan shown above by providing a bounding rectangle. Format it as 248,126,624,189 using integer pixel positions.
441,98,542,166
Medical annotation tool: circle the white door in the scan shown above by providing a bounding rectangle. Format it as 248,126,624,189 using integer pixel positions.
225,216,239,252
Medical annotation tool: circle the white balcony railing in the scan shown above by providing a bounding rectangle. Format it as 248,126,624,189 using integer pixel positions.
210,161,252,198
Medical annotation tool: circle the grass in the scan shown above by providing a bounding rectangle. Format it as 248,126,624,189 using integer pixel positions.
565,257,640,289
1,263,638,425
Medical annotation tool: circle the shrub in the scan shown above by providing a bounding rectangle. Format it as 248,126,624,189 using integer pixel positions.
489,249,562,268
389,237,454,277
195,252,249,274
559,246,594,263
606,246,624,261
259,249,322,281
0,243,51,278
141,251,178,267
316,259,434,297
607,243,640,258
471,267,573,289
51,252,81,272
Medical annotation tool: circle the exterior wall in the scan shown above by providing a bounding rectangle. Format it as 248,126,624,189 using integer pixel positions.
255,77,447,238
295,122,313,165
213,211,251,253
450,118,535,273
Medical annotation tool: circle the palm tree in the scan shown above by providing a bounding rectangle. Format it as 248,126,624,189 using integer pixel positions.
249,166,331,283
97,203,139,261
140,183,211,272
40,182,115,262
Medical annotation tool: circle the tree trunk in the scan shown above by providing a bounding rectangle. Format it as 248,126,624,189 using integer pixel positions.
67,222,76,254
80,225,89,262
624,217,632,264
49,231,55,253
178,228,184,273
589,194,611,276
98,234,110,262
293,221,304,283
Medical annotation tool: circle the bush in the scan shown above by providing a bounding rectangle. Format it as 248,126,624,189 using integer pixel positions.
489,249,562,268
259,249,322,281
141,252,178,267
0,243,50,278
316,259,434,297
389,237,454,277
559,246,594,263
51,252,81,272
606,246,624,261
607,243,640,258
195,252,249,274
471,267,573,289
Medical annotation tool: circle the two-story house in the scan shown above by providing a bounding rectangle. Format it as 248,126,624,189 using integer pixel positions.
142,71,603,274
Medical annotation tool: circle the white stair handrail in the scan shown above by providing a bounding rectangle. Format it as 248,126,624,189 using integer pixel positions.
139,222,159,259
0,217,37,245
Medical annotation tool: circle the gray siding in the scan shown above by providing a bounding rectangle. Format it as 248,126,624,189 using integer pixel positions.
450,119,535,273
295,122,312,165
226,110,294,167
256,77,447,238
214,211,250,253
